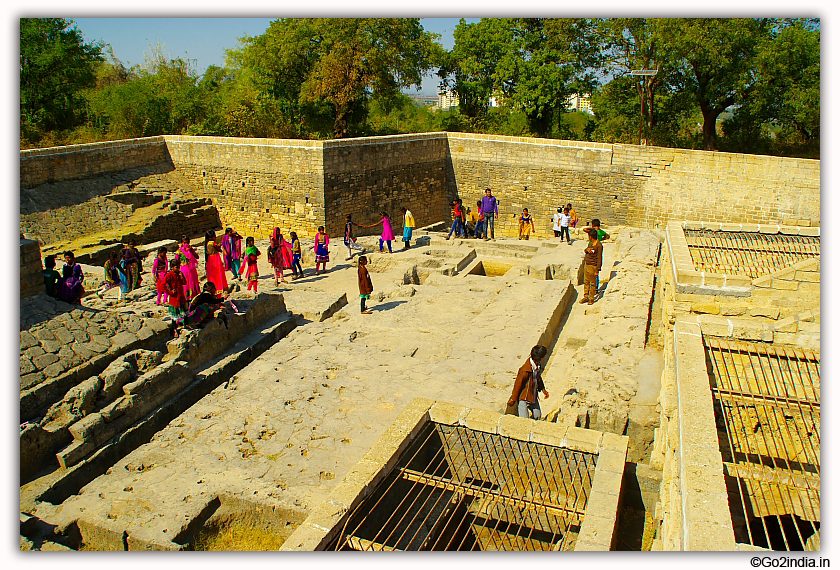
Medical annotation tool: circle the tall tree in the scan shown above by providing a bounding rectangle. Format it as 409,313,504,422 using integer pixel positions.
751,19,820,144
20,18,103,134
596,18,674,144
656,18,768,151
445,18,598,137
232,18,441,138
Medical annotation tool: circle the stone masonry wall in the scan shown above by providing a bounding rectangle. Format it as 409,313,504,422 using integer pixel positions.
445,133,820,238
322,134,449,239
446,133,643,238
164,136,325,240
20,239,45,298
20,134,820,244
20,138,170,188
617,144,820,228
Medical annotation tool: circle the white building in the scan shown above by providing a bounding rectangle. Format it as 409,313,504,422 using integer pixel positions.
566,93,593,114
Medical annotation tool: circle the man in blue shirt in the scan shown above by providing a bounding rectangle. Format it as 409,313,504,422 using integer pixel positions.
481,188,499,241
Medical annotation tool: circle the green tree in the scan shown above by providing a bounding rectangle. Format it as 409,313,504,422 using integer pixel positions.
656,18,769,151
444,18,597,138
231,18,441,138
20,18,103,137
85,48,207,138
442,18,514,119
740,19,819,148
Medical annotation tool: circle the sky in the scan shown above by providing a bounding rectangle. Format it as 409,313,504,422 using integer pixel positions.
70,17,481,96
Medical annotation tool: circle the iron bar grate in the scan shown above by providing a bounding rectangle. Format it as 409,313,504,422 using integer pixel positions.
327,422,597,551
684,230,819,278
705,338,820,550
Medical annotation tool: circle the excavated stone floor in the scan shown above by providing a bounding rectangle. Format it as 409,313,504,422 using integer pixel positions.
23,227,667,550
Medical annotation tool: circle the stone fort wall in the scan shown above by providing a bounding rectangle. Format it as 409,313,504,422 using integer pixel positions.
445,132,820,236
20,137,170,189
20,133,820,243
164,136,325,240
322,134,449,238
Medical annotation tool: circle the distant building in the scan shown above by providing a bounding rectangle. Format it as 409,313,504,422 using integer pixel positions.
437,91,459,110
566,93,593,114
406,94,439,107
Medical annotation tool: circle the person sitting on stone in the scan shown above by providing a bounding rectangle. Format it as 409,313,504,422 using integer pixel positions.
56,251,85,304
42,255,60,298
121,239,143,292
170,281,227,337
97,250,124,300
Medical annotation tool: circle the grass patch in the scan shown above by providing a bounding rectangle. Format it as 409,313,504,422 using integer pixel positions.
192,521,288,551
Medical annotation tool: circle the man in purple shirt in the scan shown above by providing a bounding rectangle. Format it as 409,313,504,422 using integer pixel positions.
481,188,499,241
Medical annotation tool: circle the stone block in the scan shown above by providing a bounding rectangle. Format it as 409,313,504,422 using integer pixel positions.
720,305,747,316
794,270,820,283
428,401,467,426
462,408,500,434
563,426,602,454
528,421,566,447
749,307,780,320
798,321,821,334
497,414,533,441
686,522,737,551
772,279,799,291
798,281,820,294
691,302,720,315
576,514,616,549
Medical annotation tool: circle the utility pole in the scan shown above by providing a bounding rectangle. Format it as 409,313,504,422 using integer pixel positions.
630,69,658,146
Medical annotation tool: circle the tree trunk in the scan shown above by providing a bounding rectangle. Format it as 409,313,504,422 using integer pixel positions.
699,100,721,151
333,104,349,139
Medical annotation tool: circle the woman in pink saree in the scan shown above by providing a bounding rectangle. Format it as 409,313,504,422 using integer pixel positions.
178,235,200,299
268,227,294,285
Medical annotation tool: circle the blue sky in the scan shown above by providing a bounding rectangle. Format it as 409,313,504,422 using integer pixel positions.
71,18,480,96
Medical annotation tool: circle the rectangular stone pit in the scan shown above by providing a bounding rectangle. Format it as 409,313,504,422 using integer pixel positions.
281,399,628,551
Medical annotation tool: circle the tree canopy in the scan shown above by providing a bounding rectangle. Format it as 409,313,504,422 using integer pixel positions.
20,18,103,135
20,17,819,158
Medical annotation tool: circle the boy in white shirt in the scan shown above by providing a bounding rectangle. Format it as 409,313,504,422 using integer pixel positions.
559,207,572,244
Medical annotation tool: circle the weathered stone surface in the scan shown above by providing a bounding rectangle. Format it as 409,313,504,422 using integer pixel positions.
32,353,59,370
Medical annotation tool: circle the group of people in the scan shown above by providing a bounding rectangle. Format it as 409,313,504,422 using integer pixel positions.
448,188,500,241
343,207,416,259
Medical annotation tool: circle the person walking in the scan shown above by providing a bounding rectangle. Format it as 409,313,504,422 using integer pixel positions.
204,230,228,295
239,236,261,292
221,227,243,281
446,199,466,240
400,206,415,250
507,345,550,420
314,226,330,275
481,188,499,240
567,203,579,229
559,207,572,245
343,214,366,260
268,228,293,284
358,255,374,314
552,207,564,238
474,201,485,239
581,219,610,292
580,228,603,305
178,235,200,300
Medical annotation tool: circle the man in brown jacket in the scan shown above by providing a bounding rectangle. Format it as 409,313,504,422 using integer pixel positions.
508,345,550,420
358,255,373,314
580,228,603,305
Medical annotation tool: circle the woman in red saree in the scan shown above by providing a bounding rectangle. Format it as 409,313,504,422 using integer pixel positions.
268,227,294,285
204,230,228,295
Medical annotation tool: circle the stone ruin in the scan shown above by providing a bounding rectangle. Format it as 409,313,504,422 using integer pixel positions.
19,133,820,552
